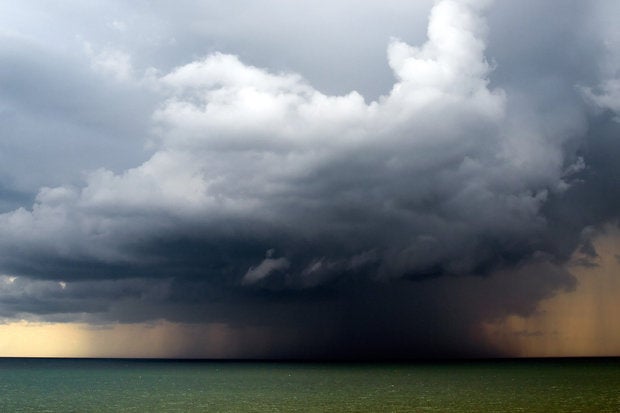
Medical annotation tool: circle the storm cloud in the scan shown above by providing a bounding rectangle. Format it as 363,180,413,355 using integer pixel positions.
0,0,619,358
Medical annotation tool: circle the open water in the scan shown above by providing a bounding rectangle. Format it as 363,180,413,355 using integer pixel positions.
0,358,619,412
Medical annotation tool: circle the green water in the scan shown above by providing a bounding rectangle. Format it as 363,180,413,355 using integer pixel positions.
0,358,619,412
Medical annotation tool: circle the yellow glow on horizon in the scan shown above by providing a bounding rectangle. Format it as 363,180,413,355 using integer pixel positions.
0,321,91,357
0,320,272,358
484,225,620,357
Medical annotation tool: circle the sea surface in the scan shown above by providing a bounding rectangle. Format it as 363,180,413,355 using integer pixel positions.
0,358,619,412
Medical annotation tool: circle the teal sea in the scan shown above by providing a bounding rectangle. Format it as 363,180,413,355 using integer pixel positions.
0,358,619,412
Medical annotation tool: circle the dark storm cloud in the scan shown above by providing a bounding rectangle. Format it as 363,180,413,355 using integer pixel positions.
0,0,619,357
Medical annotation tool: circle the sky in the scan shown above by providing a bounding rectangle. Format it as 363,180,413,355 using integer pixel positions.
0,0,619,359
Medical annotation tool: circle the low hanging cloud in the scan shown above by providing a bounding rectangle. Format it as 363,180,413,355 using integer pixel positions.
0,0,618,357
242,250,290,285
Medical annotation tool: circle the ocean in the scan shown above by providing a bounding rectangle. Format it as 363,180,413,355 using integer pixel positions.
0,358,618,412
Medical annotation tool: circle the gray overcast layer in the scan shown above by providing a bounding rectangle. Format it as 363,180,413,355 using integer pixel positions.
1,0,619,358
